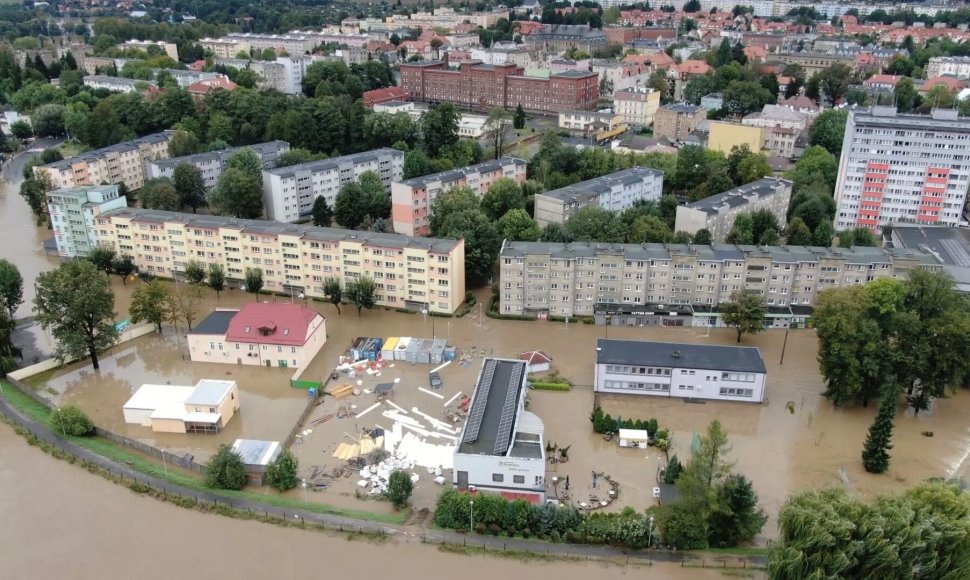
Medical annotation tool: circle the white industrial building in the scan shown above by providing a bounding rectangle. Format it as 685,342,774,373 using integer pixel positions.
453,358,547,503
533,167,665,228
594,339,768,403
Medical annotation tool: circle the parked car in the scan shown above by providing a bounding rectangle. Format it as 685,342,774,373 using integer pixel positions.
429,372,443,390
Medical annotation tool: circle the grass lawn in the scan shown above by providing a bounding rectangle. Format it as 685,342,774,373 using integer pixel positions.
706,546,769,557
56,141,89,158
0,380,407,525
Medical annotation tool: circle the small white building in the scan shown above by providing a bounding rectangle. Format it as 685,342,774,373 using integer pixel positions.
519,351,552,374
122,380,240,433
594,339,768,403
453,358,546,503
618,429,649,449
457,113,488,138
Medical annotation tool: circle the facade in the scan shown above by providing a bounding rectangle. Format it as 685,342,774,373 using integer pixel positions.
35,131,174,191
200,38,251,59
594,340,768,403
362,86,409,108
613,88,660,128
47,184,128,258
399,61,599,115
157,69,224,88
94,208,465,313
834,107,970,231
707,121,764,155
926,56,970,79
215,58,288,92
534,168,665,228
187,304,326,369
223,33,314,55
83,74,156,93
274,56,313,94
557,110,626,139
262,148,404,223
653,104,706,143
453,358,546,503
391,158,527,236
123,380,240,434
120,40,179,61
523,24,608,54
741,105,810,158
146,141,290,189
674,178,793,242
497,239,935,318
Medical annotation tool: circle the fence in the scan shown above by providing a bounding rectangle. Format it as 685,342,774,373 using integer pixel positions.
94,427,207,474
282,374,331,450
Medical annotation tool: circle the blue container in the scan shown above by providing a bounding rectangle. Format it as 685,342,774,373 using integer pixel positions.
308,387,318,398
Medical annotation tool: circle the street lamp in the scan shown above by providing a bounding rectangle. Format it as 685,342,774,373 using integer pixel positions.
649,516,655,548
469,499,475,532
302,479,309,509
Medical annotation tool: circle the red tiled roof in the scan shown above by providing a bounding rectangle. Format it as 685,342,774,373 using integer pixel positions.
519,351,553,364
188,76,238,95
864,74,901,87
225,303,323,346
363,86,408,107
921,76,967,92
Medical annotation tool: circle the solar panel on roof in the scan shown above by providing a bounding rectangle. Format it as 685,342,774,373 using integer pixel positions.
492,364,523,455
462,359,496,443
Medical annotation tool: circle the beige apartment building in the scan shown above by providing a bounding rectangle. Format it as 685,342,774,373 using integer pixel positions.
119,40,179,61
653,104,706,143
94,208,466,314
675,178,793,243
35,131,174,191
613,87,660,128
498,240,935,318
200,38,252,59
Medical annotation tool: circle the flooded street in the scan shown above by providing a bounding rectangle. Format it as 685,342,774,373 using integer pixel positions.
0,422,737,579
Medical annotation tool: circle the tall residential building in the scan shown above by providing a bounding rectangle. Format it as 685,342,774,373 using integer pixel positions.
146,141,290,189
925,56,970,79
83,75,156,94
200,38,251,59
533,168,664,228
391,158,527,236
613,87,661,128
498,240,935,318
47,184,128,258
400,61,599,115
119,40,179,61
674,178,793,242
215,58,288,92
35,131,174,191
261,149,404,223
834,107,970,231
653,104,706,143
94,208,466,313
273,55,313,94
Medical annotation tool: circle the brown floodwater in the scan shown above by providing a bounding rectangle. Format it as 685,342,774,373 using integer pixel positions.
0,177,60,319
0,422,739,579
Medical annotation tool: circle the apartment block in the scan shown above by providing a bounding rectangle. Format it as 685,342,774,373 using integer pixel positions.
83,75,156,93
391,158,527,236
834,107,970,231
613,87,661,128
93,208,466,313
707,121,764,156
400,61,598,115
533,168,664,228
653,104,706,143
497,240,935,318
926,56,970,79
215,58,287,92
35,131,174,191
741,104,810,158
146,141,290,189
261,149,404,223
119,40,179,61
47,184,128,258
273,55,313,94
223,33,314,56
675,178,793,242
201,38,251,59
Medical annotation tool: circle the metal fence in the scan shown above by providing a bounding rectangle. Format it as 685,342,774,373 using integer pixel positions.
282,375,330,449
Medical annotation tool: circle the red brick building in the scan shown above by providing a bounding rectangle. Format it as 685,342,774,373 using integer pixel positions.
399,61,598,114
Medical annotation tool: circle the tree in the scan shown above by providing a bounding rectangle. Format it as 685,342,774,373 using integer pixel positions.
813,220,834,247
809,109,849,156
720,290,766,343
513,103,526,130
785,217,813,246
225,148,263,180
205,445,248,490
346,276,377,316
31,104,66,137
274,148,322,168
207,263,226,299
893,77,917,113
564,206,624,243
128,280,171,332
737,154,772,184
628,215,672,243
19,178,48,223
403,149,432,179
172,163,207,213
726,213,754,245
723,80,775,116
386,469,414,509
10,120,33,139
209,168,263,219
497,209,540,241
694,229,713,245
265,450,299,492
707,474,767,547
311,196,333,227
0,259,24,319
87,247,116,274
170,283,203,331
422,103,460,157
183,260,207,285
480,178,524,221
838,227,876,248
486,107,512,159
861,385,898,474
245,268,264,299
40,148,63,164
33,261,119,370
323,277,342,314
0,311,23,377
138,177,180,211
50,405,95,436
167,130,200,157
111,254,135,286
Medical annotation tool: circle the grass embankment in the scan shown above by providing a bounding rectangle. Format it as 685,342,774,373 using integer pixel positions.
0,380,407,525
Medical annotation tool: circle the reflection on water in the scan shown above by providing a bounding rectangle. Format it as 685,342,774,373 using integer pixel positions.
0,179,60,319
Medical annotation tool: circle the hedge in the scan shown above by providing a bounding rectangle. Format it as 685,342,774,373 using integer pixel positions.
530,382,571,392
485,294,534,321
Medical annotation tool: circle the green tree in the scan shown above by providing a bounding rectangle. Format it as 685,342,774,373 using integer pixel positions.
431,188,501,285
422,102,460,157
726,213,754,245
245,268,263,299
311,196,333,227
893,77,917,113
10,120,33,139
707,474,767,547
167,129,200,158
628,215,672,243
861,385,898,474
480,178,524,221
87,247,116,274
19,178,48,223
31,104,66,137
205,445,248,490
722,80,775,115
323,277,342,314
403,148,432,179
172,163,207,213
809,109,849,156
209,168,263,219
183,260,207,285
50,405,95,436
513,103,526,129
737,153,771,184
0,259,24,318
838,227,876,248
265,450,299,492
387,469,414,509
207,263,226,299
138,177,180,211
564,206,624,243
224,148,263,180
33,261,119,369
128,280,171,332
785,217,813,246
346,275,377,316
720,289,766,343
0,311,22,377
496,208,540,241
694,229,713,245
813,220,834,247
274,148,322,168
485,107,512,159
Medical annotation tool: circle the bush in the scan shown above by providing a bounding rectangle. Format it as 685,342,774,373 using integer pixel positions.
489,523,501,535
50,405,94,436
265,450,299,492
474,522,486,534
464,291,477,307
550,530,562,542
530,382,571,391
205,444,248,490
387,469,414,509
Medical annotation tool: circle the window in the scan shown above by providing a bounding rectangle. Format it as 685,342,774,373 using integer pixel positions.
513,475,525,484
292,359,297,366
492,474,504,483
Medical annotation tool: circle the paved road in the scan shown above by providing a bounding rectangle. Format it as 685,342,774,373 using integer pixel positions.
1,137,61,183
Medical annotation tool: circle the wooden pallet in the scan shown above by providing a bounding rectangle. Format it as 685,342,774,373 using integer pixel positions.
326,382,355,399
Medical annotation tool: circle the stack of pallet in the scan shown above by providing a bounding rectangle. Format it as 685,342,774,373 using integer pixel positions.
326,383,354,399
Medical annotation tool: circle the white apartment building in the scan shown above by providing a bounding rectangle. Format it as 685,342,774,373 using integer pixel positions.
119,40,179,61
146,141,290,189
158,69,224,88
201,38,251,59
594,339,768,403
834,107,970,232
83,74,156,93
224,33,314,55
557,110,624,132
274,55,313,94
675,178,793,243
93,208,466,313
262,149,404,223
533,168,664,228
47,184,128,258
497,240,935,318
926,56,970,79
469,44,532,67
613,87,661,128
453,358,546,502
215,58,288,92
35,131,174,191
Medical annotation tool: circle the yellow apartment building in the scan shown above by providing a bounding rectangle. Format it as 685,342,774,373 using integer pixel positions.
707,121,764,156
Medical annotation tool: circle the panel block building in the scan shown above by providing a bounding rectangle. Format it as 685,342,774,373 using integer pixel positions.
674,178,793,242
35,131,174,191
146,141,290,189
46,184,128,258
533,167,664,227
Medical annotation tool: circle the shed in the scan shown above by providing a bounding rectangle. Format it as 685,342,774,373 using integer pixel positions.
405,338,423,363
123,385,195,426
416,339,434,364
618,429,649,449
520,350,553,373
231,439,282,485
394,337,412,360
374,383,394,398
382,337,399,360
430,339,448,363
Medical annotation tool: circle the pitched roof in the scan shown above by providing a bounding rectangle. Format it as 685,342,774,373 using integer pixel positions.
921,75,967,92
363,86,408,107
519,351,553,364
225,303,322,346
187,76,238,95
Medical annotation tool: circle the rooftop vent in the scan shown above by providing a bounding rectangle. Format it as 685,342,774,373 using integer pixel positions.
671,350,682,358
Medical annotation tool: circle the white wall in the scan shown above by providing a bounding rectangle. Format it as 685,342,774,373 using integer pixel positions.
594,363,766,403
453,452,546,495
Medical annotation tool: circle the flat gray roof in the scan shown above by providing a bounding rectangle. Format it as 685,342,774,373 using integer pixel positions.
399,158,525,189
232,439,281,467
685,177,791,215
537,167,663,204
40,131,174,172
596,339,767,374
458,359,528,457
659,103,703,114
264,148,402,179
149,141,288,170
188,310,236,336
184,380,234,406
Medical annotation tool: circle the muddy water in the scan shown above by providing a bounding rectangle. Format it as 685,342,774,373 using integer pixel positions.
0,178,60,319
0,423,736,579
